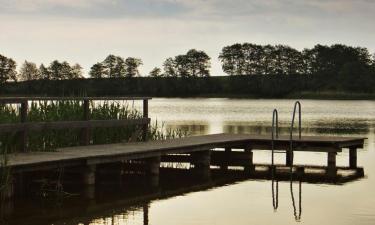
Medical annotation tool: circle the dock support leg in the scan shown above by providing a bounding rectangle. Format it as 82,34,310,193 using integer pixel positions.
220,147,231,172
143,204,149,225
286,150,293,167
327,152,337,176
145,156,161,177
244,147,254,173
83,165,96,185
145,156,160,188
1,173,14,200
191,150,211,179
82,165,96,199
349,147,357,169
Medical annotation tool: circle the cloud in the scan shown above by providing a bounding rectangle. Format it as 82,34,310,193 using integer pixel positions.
0,0,190,18
1,0,375,21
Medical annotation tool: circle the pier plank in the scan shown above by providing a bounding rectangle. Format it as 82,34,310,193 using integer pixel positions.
1,133,365,172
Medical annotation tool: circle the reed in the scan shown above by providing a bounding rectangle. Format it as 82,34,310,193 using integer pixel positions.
0,100,187,152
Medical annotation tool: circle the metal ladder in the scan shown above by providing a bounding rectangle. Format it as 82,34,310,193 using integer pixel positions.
270,101,302,220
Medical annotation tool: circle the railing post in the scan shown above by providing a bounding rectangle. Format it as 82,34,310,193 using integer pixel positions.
143,99,149,141
19,101,28,152
80,99,90,145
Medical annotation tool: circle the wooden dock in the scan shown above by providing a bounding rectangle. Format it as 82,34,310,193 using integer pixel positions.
0,97,366,200
1,133,365,198
4,133,365,172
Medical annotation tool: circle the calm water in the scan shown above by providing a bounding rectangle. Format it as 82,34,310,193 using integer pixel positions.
3,98,375,225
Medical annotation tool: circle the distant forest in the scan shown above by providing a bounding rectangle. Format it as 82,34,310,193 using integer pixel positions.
1,43,375,98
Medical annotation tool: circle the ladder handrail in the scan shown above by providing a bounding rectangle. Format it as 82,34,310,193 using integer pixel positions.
290,101,302,141
289,101,302,172
271,109,279,165
271,109,279,210
289,101,302,221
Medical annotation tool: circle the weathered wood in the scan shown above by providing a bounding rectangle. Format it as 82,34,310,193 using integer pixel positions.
286,150,293,167
142,99,149,141
190,150,211,178
1,134,365,173
145,156,161,176
18,102,28,152
327,152,337,176
0,96,152,104
0,118,150,133
244,146,254,173
80,99,90,145
83,165,96,185
349,147,357,169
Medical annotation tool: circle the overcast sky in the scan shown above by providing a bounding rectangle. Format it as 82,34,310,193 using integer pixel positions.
1,0,374,76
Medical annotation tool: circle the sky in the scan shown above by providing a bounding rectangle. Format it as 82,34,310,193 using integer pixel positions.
1,0,375,76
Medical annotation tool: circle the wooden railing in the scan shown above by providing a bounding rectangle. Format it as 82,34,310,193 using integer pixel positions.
0,97,151,152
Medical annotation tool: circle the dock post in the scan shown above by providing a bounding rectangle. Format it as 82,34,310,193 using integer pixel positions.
0,173,14,200
349,147,357,169
142,99,149,141
19,101,28,152
191,150,211,178
244,145,254,173
80,99,90,145
327,152,337,176
145,156,160,187
143,204,149,225
146,156,161,176
220,147,231,171
82,165,96,199
286,150,294,167
83,165,96,186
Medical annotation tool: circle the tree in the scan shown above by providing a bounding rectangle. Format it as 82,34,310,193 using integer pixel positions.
185,49,211,77
149,67,162,77
89,63,105,78
39,64,50,80
162,49,211,77
70,63,83,79
124,57,143,77
163,57,177,77
19,61,40,81
219,43,245,75
0,54,17,83
49,60,63,80
48,60,80,80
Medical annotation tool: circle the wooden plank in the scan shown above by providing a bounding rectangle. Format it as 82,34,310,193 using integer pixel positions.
0,96,152,104
18,101,28,152
0,118,150,133
142,99,149,141
80,99,90,145
0,133,366,172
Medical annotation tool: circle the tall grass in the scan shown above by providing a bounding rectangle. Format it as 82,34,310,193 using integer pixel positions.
0,100,187,153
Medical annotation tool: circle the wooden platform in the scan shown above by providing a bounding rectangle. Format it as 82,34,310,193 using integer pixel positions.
2,133,365,172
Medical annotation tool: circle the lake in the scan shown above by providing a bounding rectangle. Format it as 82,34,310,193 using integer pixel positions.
2,98,375,225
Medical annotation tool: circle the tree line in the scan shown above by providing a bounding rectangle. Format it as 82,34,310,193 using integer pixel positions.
0,56,83,83
219,43,374,76
1,43,374,84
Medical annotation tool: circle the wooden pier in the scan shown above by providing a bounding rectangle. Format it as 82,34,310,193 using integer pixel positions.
0,97,366,200
0,133,365,198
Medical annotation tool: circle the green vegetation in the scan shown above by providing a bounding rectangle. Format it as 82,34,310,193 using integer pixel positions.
1,43,374,98
0,100,186,153
1,74,375,99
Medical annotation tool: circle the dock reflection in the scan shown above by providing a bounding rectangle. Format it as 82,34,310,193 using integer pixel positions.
1,166,365,225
